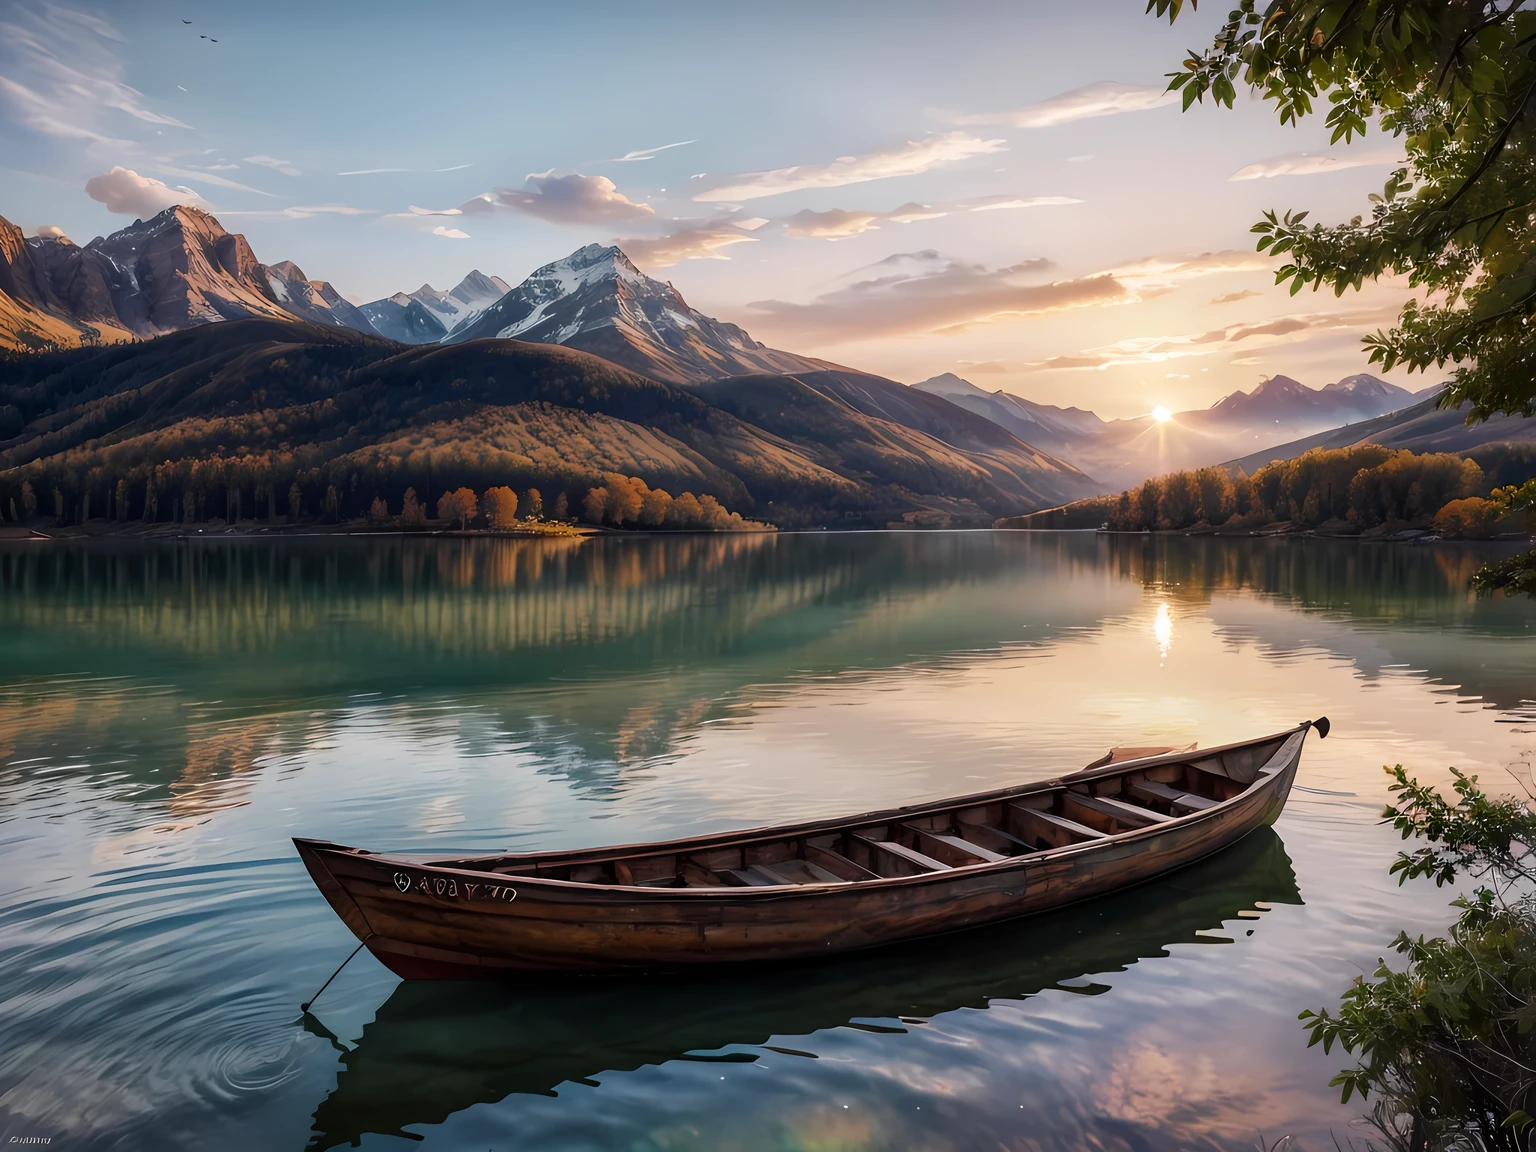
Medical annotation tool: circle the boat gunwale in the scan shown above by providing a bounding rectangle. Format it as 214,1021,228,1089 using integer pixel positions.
296,722,1312,901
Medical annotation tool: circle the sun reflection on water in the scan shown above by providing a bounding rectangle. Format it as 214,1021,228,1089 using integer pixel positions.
1154,602,1173,660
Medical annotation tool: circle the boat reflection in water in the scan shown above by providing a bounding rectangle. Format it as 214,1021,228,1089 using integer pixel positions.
304,828,1301,1150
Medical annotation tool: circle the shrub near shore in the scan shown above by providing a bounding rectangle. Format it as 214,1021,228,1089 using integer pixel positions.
1001,445,1536,539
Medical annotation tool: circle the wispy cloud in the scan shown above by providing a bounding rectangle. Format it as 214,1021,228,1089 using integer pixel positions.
243,154,301,177
780,195,1079,239
1210,290,1262,305
965,194,1082,212
0,4,191,148
151,163,274,197
694,132,1004,203
432,225,470,239
745,244,1277,345
783,205,936,239
338,163,472,175
1230,148,1403,180
948,82,1174,129
619,218,763,267
417,171,655,225
606,139,697,162
1024,311,1374,372
746,250,1118,343
85,166,208,216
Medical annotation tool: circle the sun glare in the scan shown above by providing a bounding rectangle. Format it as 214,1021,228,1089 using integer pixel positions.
1151,406,1172,423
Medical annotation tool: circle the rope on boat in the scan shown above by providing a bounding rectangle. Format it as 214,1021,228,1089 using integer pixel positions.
302,939,369,1012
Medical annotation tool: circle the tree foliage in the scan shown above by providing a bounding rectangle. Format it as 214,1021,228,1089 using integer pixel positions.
1151,0,1536,420
1299,767,1536,1149
1019,444,1506,532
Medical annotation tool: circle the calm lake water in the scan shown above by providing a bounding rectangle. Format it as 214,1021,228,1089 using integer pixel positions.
2,531,1534,1151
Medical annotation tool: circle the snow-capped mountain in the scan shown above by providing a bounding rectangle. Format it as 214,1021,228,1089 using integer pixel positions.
445,244,834,383
266,260,376,333
409,270,509,336
913,372,1108,453
1205,373,1416,426
358,270,511,344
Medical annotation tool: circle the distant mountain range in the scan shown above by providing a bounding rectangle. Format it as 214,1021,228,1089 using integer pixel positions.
442,244,836,383
358,271,510,344
1225,391,1536,473
4,204,1528,525
914,371,1446,490
0,209,838,385
0,320,1098,528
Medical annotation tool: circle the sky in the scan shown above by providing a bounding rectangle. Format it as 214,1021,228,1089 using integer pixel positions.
0,0,1425,419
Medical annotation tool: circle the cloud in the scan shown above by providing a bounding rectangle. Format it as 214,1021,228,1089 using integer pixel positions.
618,218,761,267
950,82,1175,129
33,224,69,240
781,195,1077,240
1105,249,1271,291
218,204,374,220
437,171,655,224
695,132,1005,202
338,167,412,176
780,207,921,239
151,163,274,196
746,249,1118,343
85,166,208,216
606,139,697,162
1210,290,1263,305
0,5,191,148
1023,311,1371,372
1230,148,1402,180
432,225,470,239
964,194,1083,212
243,154,301,177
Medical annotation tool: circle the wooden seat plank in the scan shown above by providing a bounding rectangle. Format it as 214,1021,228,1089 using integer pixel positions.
849,833,951,876
1008,803,1107,850
955,821,1033,856
750,859,846,886
906,827,1006,865
1066,792,1171,828
805,843,880,881
1128,779,1219,814
727,869,779,887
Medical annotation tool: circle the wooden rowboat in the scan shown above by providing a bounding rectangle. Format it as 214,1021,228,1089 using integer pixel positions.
295,717,1327,977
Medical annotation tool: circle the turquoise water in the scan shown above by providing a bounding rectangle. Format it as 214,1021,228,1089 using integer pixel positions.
1,532,1533,1150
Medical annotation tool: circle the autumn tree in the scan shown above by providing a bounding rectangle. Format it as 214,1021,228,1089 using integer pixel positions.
368,495,390,525
484,486,519,530
552,492,569,520
400,488,426,528
1153,0,1536,582
288,481,303,522
640,487,672,526
523,488,543,519
435,487,477,529
582,486,609,524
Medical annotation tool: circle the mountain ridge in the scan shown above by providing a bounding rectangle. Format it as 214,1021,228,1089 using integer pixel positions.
445,244,841,384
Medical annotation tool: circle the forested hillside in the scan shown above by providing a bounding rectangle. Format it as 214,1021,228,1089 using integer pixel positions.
0,319,1098,531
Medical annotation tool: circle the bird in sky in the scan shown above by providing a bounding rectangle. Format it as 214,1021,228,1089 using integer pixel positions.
182,18,191,23
200,33,206,38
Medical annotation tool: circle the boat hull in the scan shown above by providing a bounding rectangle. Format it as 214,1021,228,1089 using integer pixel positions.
296,726,1309,977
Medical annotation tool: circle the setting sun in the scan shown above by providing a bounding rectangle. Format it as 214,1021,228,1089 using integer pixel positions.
1152,406,1173,423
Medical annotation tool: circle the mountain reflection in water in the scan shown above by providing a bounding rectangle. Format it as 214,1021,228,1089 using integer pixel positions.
305,829,1301,1150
